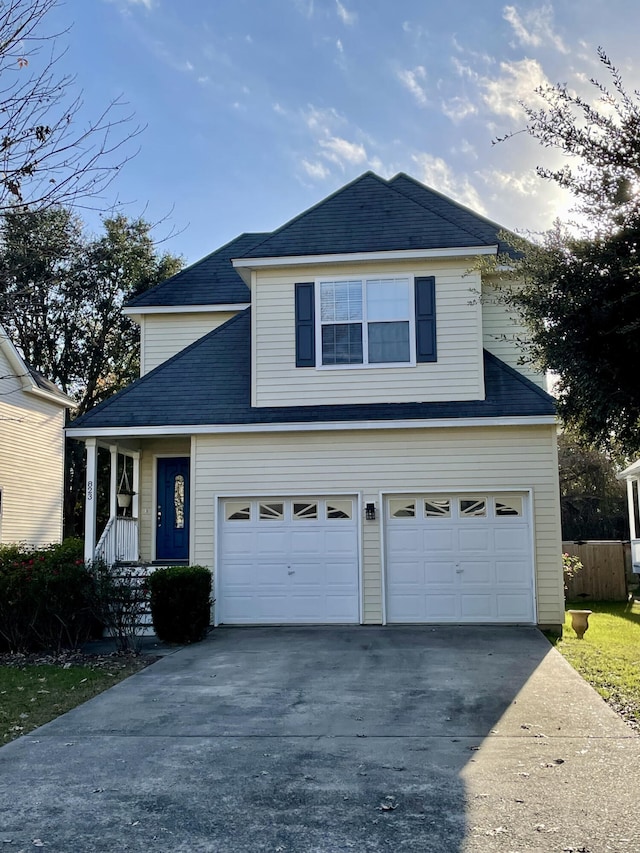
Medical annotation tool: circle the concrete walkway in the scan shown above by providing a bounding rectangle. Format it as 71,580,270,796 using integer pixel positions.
1,626,638,852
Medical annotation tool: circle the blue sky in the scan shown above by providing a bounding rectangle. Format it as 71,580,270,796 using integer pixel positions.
47,0,640,263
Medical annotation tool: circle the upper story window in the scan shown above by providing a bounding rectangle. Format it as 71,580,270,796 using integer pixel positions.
319,277,414,367
294,275,436,369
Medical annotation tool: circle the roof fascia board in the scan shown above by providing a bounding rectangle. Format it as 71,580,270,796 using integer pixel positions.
123,303,250,317
232,245,499,271
25,386,75,408
67,414,556,439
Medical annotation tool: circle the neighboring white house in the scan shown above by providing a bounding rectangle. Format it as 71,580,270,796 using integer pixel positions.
0,325,74,547
67,172,565,631
618,459,640,573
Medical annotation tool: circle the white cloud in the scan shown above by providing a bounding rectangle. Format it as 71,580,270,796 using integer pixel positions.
301,159,332,180
441,96,477,123
319,136,368,166
480,58,550,119
397,66,428,107
336,38,344,53
273,102,286,115
303,105,344,134
503,4,568,54
336,0,357,26
411,153,486,214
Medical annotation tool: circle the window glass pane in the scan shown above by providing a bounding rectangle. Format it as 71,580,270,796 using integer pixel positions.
320,281,362,322
225,501,251,521
322,323,363,364
389,499,416,518
366,279,410,321
460,498,486,517
327,500,352,519
424,498,451,517
293,502,318,520
174,475,185,529
368,321,410,363
259,502,284,520
495,497,523,517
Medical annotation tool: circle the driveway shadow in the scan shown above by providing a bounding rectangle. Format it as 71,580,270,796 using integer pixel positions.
1,626,639,851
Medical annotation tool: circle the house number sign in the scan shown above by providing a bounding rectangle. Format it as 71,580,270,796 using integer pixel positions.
87,480,94,501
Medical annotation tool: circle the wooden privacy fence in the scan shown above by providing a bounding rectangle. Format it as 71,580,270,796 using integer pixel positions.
562,540,628,602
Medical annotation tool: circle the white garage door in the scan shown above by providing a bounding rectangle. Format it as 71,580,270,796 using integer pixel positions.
218,497,360,624
385,493,534,624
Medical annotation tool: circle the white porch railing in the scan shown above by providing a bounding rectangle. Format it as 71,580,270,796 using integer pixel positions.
631,539,640,573
95,516,139,565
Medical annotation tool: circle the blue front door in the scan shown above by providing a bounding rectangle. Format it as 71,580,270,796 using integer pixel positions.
156,457,190,561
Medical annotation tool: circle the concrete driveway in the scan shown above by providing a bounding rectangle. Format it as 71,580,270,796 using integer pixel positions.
1,626,638,852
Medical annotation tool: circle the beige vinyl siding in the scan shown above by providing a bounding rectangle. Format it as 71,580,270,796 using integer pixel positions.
253,259,484,407
191,423,563,627
481,278,547,390
138,437,191,560
0,353,66,547
140,311,238,375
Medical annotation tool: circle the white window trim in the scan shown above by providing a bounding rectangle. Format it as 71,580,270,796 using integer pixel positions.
314,275,416,370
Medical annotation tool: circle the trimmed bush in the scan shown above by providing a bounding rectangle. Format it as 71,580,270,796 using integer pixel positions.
0,538,95,652
148,565,212,644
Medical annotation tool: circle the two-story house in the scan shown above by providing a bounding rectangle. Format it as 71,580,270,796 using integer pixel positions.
67,172,564,631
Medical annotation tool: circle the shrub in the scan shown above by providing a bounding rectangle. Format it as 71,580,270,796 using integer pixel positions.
563,552,584,593
0,538,94,652
89,561,151,652
148,565,212,644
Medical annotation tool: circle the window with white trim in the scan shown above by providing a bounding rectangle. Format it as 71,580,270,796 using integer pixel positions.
318,277,413,366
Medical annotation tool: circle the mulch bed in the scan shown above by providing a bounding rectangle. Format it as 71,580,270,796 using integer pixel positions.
0,650,158,672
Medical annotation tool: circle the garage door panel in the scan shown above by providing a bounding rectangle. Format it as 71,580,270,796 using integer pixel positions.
494,527,529,552
387,528,422,551
458,528,491,552
423,528,455,551
386,492,534,624
425,593,457,619
460,594,494,619
219,497,359,625
424,561,456,585
459,561,493,585
495,560,530,584
496,593,533,620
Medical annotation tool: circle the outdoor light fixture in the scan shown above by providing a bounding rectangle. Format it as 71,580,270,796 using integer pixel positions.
365,502,376,521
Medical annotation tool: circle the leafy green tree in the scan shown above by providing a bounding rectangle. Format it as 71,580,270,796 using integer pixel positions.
492,49,640,454
558,431,628,541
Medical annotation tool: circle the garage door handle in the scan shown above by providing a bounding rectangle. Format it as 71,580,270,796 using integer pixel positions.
456,568,464,573
288,570,295,575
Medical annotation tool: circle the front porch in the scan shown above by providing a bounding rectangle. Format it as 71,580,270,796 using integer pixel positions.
82,437,192,567
84,438,141,563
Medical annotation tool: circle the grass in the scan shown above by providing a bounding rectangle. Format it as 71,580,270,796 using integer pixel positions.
552,599,640,731
0,659,148,744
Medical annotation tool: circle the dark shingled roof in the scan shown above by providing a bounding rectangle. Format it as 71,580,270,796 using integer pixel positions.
388,174,520,258
126,233,267,308
241,172,506,260
69,310,555,431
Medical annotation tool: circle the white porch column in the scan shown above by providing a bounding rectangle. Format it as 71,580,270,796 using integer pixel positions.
109,444,118,520
627,478,637,540
132,451,140,519
84,438,98,562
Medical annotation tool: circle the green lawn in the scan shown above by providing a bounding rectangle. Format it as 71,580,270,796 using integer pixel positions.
553,600,640,731
0,660,148,744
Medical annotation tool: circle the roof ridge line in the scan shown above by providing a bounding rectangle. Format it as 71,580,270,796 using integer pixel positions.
389,173,504,247
239,172,388,257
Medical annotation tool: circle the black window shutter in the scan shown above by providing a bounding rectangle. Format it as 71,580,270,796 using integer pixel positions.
295,282,315,367
415,276,437,362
